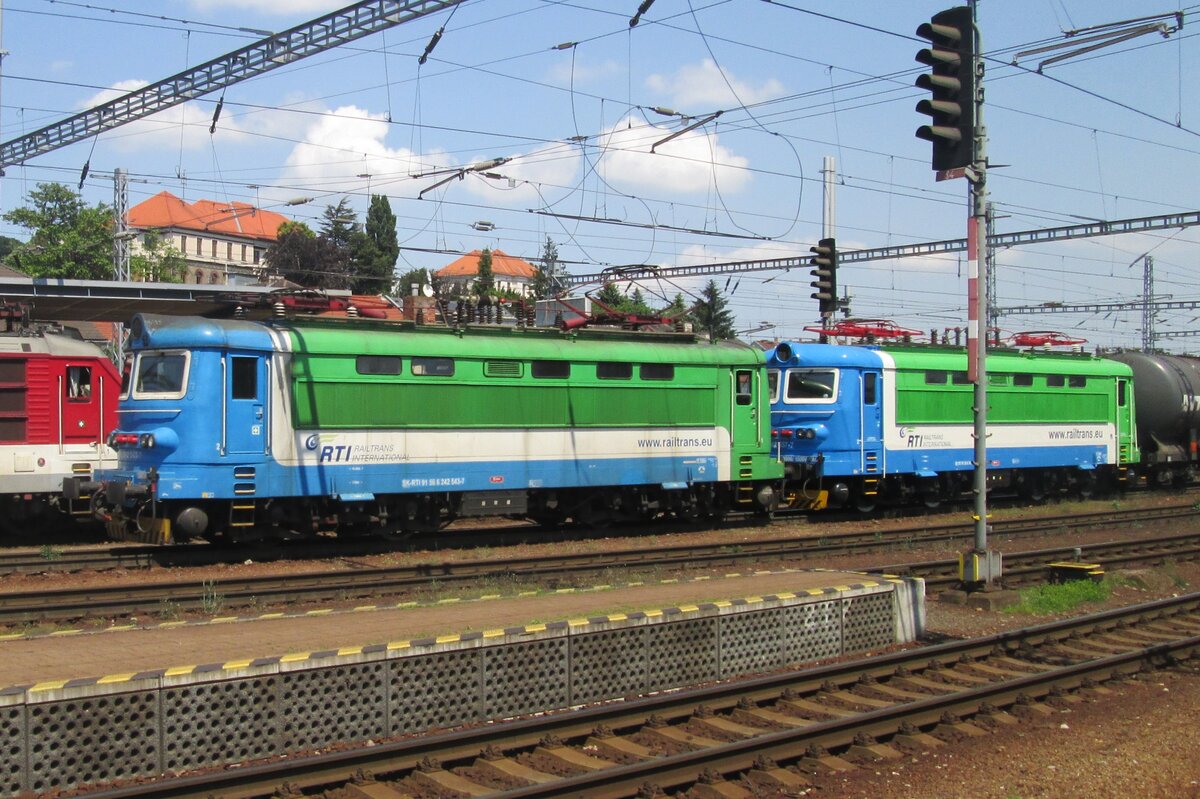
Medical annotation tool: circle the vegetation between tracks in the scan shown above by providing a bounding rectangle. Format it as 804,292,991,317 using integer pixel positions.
1005,578,1114,615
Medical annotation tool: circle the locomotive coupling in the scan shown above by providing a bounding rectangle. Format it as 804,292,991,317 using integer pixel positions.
62,476,99,501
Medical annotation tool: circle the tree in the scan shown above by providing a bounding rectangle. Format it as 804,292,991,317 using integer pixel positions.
3,183,114,280
396,268,431,297
266,221,348,289
0,236,22,265
626,288,654,316
530,236,560,299
130,231,187,283
661,293,690,320
594,282,628,313
475,248,495,295
319,198,357,251
693,279,737,340
349,194,399,294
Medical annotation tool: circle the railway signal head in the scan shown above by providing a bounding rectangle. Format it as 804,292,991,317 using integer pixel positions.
915,6,976,172
809,238,839,318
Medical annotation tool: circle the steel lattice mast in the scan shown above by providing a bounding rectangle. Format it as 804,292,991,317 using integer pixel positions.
0,0,465,171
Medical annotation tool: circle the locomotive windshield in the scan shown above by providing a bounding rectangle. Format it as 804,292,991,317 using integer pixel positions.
785,369,837,402
133,351,189,397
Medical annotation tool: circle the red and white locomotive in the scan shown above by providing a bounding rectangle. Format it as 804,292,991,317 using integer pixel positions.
0,304,118,536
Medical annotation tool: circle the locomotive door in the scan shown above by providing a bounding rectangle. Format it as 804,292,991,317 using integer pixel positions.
860,370,883,471
61,363,102,444
732,368,759,447
224,353,267,456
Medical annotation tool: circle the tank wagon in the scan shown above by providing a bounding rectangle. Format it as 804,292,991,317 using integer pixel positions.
71,314,781,543
767,341,1138,510
0,326,118,536
1106,351,1200,486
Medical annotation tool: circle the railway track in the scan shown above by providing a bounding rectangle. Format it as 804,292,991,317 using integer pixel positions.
2,508,1199,628
71,592,1200,799
0,501,1191,577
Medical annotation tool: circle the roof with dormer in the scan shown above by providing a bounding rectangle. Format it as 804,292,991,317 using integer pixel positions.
435,249,537,280
127,191,289,242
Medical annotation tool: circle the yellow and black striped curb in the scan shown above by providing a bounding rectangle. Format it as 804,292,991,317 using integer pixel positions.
0,574,922,699
0,566,898,642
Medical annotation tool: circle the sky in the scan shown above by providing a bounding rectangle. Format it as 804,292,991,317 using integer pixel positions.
0,0,1196,351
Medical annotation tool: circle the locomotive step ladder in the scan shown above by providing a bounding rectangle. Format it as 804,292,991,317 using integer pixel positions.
229,501,257,528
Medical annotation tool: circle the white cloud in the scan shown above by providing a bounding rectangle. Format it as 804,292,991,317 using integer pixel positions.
645,59,784,111
49,59,73,73
596,116,750,194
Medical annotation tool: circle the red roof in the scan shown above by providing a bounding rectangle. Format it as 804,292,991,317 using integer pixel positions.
436,249,536,280
127,191,289,242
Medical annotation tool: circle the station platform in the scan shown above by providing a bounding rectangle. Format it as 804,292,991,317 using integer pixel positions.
0,567,924,798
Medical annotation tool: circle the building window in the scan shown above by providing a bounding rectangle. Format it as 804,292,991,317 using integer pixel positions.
179,234,187,253
253,248,262,265
227,242,233,260
195,238,202,255
210,272,220,284
211,240,217,257
196,269,205,284
241,244,248,262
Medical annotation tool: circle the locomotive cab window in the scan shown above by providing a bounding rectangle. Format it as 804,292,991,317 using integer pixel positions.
412,357,454,377
735,370,753,405
231,357,258,400
863,372,877,405
1118,381,1127,406
767,370,780,403
784,369,837,404
66,366,92,401
133,351,189,398
119,356,132,399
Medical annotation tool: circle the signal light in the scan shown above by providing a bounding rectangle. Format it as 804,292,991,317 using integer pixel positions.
915,6,977,172
809,237,839,318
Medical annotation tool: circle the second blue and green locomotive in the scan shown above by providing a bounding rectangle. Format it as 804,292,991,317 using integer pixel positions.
767,341,1139,510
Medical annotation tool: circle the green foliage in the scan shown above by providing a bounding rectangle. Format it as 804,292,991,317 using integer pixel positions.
130,231,187,283
0,235,22,263
693,279,737,340
396,267,431,297
530,236,559,299
594,282,627,311
661,293,690,320
3,182,115,279
1003,578,1112,615
475,247,495,295
349,194,399,294
319,198,357,250
267,220,349,289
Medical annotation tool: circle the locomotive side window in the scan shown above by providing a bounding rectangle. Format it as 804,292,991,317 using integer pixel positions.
951,372,970,385
1068,375,1087,388
597,362,632,380
1013,374,1033,387
784,369,837,402
1118,381,1127,406
356,355,402,375
119,356,132,399
1047,374,1066,387
532,360,570,379
231,357,257,400
412,357,455,377
767,370,780,403
924,371,947,384
66,366,92,401
863,372,877,404
640,363,674,381
134,351,188,397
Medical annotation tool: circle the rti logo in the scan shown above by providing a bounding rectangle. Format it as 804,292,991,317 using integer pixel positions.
304,433,352,463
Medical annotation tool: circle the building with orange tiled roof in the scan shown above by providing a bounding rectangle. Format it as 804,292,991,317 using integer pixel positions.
434,248,537,297
126,191,291,286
